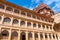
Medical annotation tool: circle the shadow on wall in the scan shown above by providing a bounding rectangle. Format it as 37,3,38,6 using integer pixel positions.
53,23,60,32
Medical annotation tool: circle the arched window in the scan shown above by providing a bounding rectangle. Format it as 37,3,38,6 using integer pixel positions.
21,11,26,15
0,16,2,21
27,22,31,26
33,23,36,27
47,26,49,29
28,32,32,37
12,31,18,37
38,24,41,28
27,13,31,17
45,33,48,38
3,17,11,23
13,19,19,24
50,26,52,29
42,25,45,29
32,15,36,19
0,4,4,9
40,33,43,38
1,30,9,40
53,34,55,39
49,34,51,38
6,6,13,11
1,30,9,36
11,31,18,40
20,21,25,26
21,32,26,40
35,33,38,38
14,9,19,14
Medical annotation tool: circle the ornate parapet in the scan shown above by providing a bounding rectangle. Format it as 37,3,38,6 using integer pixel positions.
33,3,54,17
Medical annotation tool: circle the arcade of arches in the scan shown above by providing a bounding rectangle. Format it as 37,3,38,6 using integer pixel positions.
0,29,58,40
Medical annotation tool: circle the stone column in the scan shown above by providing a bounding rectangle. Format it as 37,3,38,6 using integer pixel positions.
31,22,33,28
19,19,21,27
45,25,46,30
48,26,50,31
41,24,43,30
38,33,40,40
10,17,13,25
9,29,12,40
26,31,28,40
1,15,4,24
32,32,35,40
36,23,38,29
25,21,27,28
18,30,20,40
47,33,49,40
43,33,45,40
52,24,54,31
51,34,53,40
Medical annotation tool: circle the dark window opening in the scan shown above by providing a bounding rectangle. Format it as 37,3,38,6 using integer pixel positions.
47,26,49,29
0,16,2,20
21,11,26,15
27,13,31,17
2,34,8,36
43,25,45,29
21,21,25,26
33,23,36,27
13,19,19,24
14,9,19,13
40,34,43,38
0,4,4,9
22,35,26,40
6,6,13,11
3,17,11,23
53,35,55,39
32,15,36,19
27,22,31,26
38,24,41,28
35,33,38,38
45,34,47,38
49,34,51,38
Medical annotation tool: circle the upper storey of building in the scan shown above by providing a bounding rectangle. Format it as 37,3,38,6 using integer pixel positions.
33,3,54,17
0,0,54,23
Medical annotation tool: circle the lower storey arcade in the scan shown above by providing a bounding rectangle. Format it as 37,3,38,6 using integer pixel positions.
0,26,58,40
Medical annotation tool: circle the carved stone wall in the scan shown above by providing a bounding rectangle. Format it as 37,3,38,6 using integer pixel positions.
33,4,54,17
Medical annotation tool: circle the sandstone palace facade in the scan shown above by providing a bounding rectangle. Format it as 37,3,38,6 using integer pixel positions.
0,0,59,40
